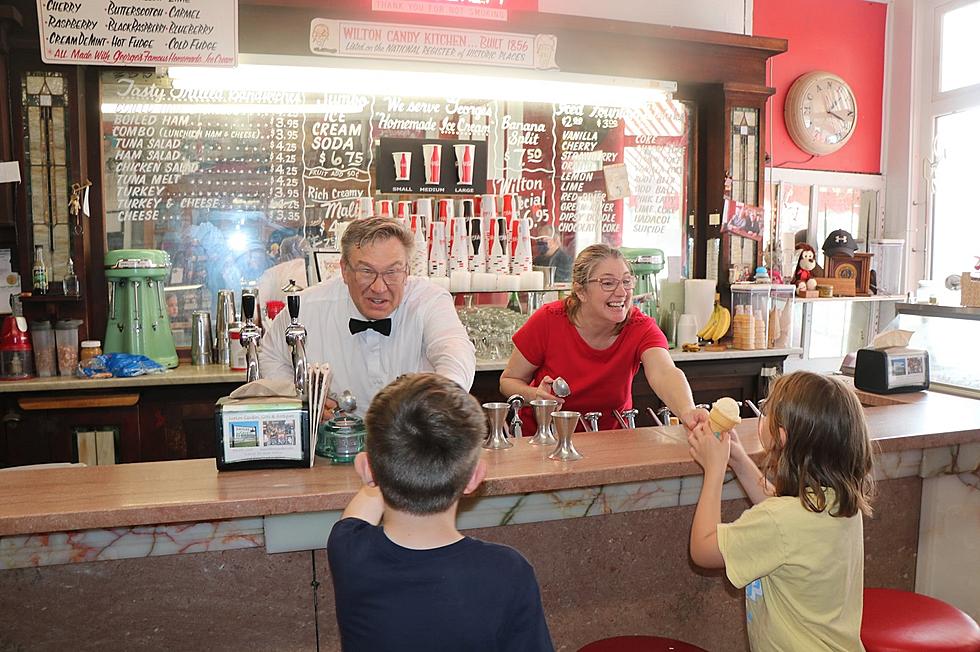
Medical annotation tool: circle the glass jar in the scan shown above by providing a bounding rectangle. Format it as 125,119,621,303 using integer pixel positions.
79,340,103,364
54,319,82,376
30,320,57,377
767,285,797,349
730,283,770,351
316,414,365,464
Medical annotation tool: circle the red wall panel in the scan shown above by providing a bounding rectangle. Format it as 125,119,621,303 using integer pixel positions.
754,0,886,173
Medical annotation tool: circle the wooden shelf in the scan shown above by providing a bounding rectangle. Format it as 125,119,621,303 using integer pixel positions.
20,294,82,304
796,294,905,304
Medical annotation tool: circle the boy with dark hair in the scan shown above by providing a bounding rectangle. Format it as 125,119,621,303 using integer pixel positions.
327,373,554,652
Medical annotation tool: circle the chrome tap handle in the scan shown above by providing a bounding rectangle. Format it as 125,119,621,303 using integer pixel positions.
656,407,673,427
583,411,602,432
245,340,260,383
622,409,638,429
507,394,524,438
742,399,761,417
242,291,256,323
290,337,307,397
240,290,262,382
284,292,307,397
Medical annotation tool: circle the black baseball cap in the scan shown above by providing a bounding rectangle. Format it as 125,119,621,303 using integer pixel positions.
822,229,858,258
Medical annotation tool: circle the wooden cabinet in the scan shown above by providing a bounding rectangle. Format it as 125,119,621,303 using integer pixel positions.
0,383,239,468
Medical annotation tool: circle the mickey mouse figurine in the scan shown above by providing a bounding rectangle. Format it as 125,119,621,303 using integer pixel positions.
792,243,821,294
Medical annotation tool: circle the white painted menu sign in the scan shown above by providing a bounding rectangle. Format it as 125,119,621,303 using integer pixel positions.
37,0,237,67
310,19,558,70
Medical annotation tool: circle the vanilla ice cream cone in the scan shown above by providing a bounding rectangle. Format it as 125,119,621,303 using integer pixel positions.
708,397,742,433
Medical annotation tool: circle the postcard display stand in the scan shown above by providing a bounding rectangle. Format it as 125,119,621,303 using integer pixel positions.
215,397,312,470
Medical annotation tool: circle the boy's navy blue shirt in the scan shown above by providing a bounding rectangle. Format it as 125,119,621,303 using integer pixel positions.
328,517,554,652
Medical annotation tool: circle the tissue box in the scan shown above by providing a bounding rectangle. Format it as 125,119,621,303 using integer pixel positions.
961,273,980,307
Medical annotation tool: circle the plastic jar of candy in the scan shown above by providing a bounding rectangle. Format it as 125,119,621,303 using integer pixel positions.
79,340,103,364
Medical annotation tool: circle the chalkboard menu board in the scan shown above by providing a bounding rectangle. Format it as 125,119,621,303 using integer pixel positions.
99,70,691,345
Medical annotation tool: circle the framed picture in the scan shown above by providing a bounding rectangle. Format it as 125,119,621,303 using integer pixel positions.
826,253,873,295
312,250,342,284
721,199,764,238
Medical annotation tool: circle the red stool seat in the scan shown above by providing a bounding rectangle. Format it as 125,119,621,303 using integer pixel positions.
862,588,980,652
578,635,708,652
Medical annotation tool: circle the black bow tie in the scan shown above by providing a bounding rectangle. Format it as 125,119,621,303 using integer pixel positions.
349,317,392,336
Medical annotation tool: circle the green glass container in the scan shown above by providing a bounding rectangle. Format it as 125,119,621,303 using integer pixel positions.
316,414,365,464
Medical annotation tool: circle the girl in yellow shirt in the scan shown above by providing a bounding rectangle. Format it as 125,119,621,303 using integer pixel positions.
688,372,875,651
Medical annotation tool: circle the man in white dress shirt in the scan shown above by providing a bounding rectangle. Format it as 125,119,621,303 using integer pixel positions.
259,218,475,413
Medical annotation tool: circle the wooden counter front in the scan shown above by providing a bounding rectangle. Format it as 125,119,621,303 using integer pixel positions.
2,388,979,537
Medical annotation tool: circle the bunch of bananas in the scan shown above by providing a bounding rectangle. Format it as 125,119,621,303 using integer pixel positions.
698,298,731,342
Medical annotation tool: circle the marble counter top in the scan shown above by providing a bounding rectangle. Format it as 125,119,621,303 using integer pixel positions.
0,364,244,394
3,349,802,391
475,347,802,371
1,387,977,538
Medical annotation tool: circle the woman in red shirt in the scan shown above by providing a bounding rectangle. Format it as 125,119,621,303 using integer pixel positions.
500,244,707,432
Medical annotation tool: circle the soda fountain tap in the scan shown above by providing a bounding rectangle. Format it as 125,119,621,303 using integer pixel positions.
622,408,639,429
283,286,307,398
583,411,602,432
507,394,524,438
240,289,262,383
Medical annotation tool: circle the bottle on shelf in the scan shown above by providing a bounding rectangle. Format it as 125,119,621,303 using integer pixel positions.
32,245,48,295
63,257,80,297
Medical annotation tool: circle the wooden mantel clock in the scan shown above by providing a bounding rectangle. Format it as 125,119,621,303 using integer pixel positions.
784,71,858,156
826,252,874,296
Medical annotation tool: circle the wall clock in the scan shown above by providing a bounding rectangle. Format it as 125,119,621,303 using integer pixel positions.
784,71,858,156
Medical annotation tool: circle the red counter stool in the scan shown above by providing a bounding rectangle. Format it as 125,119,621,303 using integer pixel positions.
578,635,708,652
862,588,980,652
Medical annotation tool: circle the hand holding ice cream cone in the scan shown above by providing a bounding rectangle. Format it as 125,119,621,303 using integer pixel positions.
708,397,742,436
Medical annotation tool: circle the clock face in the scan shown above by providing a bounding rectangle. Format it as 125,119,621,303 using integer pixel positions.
785,72,858,156
835,262,858,280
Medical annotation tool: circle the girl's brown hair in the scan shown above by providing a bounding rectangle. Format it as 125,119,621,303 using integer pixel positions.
564,244,631,334
762,372,875,517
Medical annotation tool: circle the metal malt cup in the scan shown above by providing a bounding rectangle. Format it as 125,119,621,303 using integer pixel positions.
215,289,235,365
190,310,213,366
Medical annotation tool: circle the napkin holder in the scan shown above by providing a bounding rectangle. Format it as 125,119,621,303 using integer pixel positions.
854,347,930,394
215,391,311,470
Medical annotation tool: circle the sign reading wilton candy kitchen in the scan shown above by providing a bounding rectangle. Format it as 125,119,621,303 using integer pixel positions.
37,0,237,67
310,19,558,70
